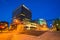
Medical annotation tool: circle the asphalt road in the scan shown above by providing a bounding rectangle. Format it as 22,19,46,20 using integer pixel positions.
0,31,60,40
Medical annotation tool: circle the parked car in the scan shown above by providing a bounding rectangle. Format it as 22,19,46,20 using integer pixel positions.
0,21,9,32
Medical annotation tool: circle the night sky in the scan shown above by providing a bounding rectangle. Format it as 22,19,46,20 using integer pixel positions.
0,0,60,26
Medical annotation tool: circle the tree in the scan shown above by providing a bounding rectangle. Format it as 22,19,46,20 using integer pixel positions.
53,18,60,31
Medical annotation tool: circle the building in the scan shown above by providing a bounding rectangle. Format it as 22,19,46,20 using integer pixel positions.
12,4,32,21
10,4,32,31
35,19,49,31
37,19,47,25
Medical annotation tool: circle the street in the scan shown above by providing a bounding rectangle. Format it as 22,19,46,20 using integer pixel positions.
0,31,60,40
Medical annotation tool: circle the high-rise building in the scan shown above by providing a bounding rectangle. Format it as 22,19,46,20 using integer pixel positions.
12,4,32,21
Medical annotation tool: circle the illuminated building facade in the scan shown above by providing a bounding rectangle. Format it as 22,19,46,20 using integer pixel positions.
12,4,32,21
10,4,32,31
35,19,49,31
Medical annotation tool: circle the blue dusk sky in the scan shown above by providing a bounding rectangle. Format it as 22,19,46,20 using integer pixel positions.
0,0,60,26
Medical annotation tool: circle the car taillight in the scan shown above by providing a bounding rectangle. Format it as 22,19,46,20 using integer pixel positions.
0,26,2,28
0,26,5,28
